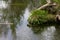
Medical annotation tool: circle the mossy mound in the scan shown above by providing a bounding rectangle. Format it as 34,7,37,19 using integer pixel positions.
28,10,56,25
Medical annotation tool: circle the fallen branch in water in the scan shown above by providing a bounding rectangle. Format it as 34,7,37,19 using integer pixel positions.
37,0,56,10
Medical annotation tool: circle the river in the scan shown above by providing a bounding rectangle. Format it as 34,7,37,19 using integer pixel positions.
0,0,60,40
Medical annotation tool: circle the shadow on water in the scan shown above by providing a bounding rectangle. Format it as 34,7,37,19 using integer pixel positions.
28,23,60,34
28,25,48,34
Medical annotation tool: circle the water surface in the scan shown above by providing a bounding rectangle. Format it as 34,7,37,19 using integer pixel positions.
0,0,60,40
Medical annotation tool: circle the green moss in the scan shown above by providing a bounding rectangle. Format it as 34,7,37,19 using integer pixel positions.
39,0,47,5
53,0,60,4
28,10,56,25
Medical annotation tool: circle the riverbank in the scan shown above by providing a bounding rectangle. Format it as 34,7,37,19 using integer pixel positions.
28,9,60,25
28,0,60,26
28,10,56,25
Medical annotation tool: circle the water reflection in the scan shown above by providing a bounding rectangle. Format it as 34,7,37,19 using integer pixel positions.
0,0,8,9
28,25,56,40
0,0,29,40
0,24,12,40
53,26,60,40
0,0,60,40
40,26,56,40
28,25,56,34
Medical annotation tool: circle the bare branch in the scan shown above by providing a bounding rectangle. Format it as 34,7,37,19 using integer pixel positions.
46,0,51,3
37,0,56,10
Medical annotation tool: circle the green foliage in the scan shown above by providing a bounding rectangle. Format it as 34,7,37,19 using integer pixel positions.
39,0,47,5
28,10,47,24
53,0,60,4
28,10,56,25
